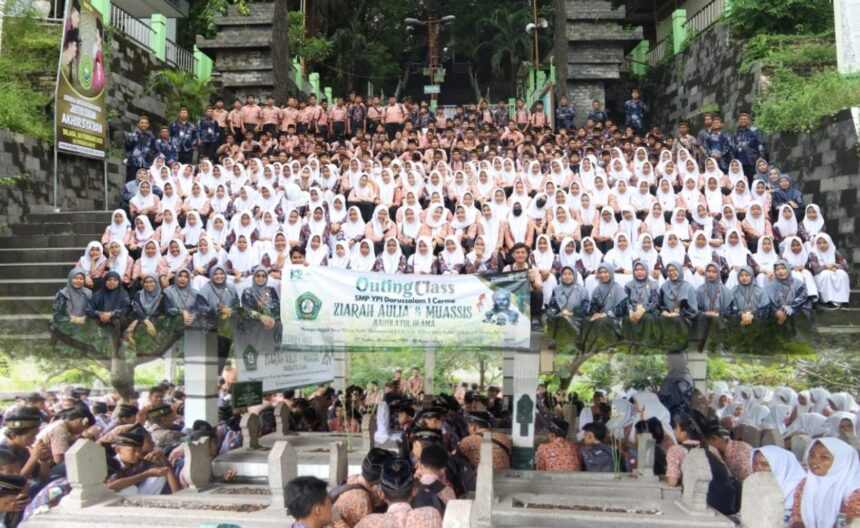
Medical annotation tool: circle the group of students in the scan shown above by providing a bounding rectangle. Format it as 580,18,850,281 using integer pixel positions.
75,93,852,348
0,383,231,527
540,382,860,527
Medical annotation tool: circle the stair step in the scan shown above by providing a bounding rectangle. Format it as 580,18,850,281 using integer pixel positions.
26,211,113,223
815,307,860,327
848,290,860,309
11,222,106,236
0,314,51,334
0,279,67,297
0,234,101,249
0,248,84,264
0,297,55,315
0,263,76,279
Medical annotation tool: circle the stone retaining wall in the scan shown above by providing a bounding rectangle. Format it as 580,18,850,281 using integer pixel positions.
0,130,125,232
643,24,759,133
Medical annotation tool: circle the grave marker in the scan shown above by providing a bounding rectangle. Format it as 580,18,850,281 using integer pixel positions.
64,439,115,508
268,441,298,512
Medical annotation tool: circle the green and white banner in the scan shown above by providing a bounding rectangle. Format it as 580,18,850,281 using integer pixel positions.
281,267,532,351
233,321,335,393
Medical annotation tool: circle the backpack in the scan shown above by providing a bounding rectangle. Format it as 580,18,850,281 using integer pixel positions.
581,443,614,472
683,445,740,516
412,479,446,515
445,453,476,497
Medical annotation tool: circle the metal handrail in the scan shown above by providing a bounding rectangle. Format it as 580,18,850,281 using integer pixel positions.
165,38,197,73
109,3,154,50
646,37,670,66
683,0,726,35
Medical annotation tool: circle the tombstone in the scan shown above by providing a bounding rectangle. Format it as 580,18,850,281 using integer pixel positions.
636,433,658,482
791,435,811,466
740,472,784,528
470,434,494,528
760,429,782,447
741,425,762,448
443,500,474,528
680,448,712,514
329,441,348,488
63,439,116,508
184,436,213,491
274,402,291,434
361,411,375,449
241,412,262,449
268,440,298,512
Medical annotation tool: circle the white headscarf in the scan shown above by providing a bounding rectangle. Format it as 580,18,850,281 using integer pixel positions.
532,235,556,270
226,235,258,273
722,229,751,269
632,390,676,443
800,438,860,528
410,236,437,273
107,241,131,278
578,237,603,272
107,209,131,243
165,240,190,273
660,230,687,266
138,240,162,276
329,241,351,269
636,233,659,271
350,240,376,272
558,237,580,269
440,236,465,269
80,241,106,273
182,211,205,246
809,233,837,266
603,233,635,272
304,234,329,266
781,236,809,268
774,204,799,238
802,204,825,238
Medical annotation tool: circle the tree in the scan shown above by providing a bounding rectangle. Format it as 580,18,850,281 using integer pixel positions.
147,69,218,119
474,7,533,96
271,0,299,102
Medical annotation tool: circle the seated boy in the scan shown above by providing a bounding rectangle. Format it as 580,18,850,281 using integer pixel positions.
108,429,180,495
581,422,620,473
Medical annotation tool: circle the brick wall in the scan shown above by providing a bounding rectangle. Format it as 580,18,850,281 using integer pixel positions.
0,131,125,233
643,26,860,271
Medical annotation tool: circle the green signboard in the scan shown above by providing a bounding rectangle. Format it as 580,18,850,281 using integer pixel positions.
230,381,263,408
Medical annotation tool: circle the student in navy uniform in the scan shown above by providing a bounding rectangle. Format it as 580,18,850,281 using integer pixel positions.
124,115,157,182
555,96,576,131
169,107,198,164
703,115,732,172
154,126,178,165
624,88,647,136
587,99,608,123
197,105,221,162
731,112,767,177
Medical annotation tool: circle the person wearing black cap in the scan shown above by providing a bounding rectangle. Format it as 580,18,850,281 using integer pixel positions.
35,406,94,465
91,401,111,431
145,403,182,450
331,448,392,527
354,458,442,528
535,417,581,472
1,407,50,480
0,474,28,520
99,403,139,440
457,411,511,471
108,430,179,495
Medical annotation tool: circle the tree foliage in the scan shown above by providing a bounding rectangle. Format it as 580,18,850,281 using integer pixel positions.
179,0,554,99
724,0,834,39
146,69,218,119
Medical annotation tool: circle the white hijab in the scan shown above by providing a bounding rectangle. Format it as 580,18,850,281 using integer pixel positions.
800,438,860,528
107,209,131,243
227,235,258,273
350,240,376,272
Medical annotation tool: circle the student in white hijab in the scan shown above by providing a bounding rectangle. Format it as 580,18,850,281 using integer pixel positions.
781,236,819,300
103,209,131,246
438,236,465,275
531,235,559,306
304,233,329,267
602,232,635,289
801,204,826,245
794,438,860,528
754,235,779,289
722,229,753,289
579,236,604,295
409,236,438,275
225,234,258,296
349,239,377,272
809,233,850,306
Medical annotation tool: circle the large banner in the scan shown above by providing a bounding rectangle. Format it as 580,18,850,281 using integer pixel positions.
55,0,108,159
281,268,531,351
233,322,336,393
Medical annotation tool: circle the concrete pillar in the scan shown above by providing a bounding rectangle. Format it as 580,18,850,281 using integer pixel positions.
424,348,436,396
90,0,109,22
162,346,176,383
834,0,860,74
631,40,649,76
150,13,167,61
507,98,516,119
324,86,333,104
309,72,320,96
184,329,219,428
672,9,688,55
688,351,708,395
0,0,6,56
293,58,303,89
333,350,347,393
194,45,214,81
511,334,540,469
502,350,514,400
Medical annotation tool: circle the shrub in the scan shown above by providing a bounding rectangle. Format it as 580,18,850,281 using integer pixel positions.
725,0,834,39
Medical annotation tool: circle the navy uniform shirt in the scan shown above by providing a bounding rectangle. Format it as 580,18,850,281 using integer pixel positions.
169,120,198,153
124,128,156,168
732,125,767,167
197,117,221,144
704,130,732,171
154,138,177,164
556,104,576,129
624,100,647,129
587,110,608,123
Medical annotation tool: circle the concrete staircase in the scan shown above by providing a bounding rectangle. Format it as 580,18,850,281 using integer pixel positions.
0,211,111,351
0,210,857,351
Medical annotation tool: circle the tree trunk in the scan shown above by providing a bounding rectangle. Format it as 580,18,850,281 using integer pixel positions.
110,357,136,402
272,0,299,102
